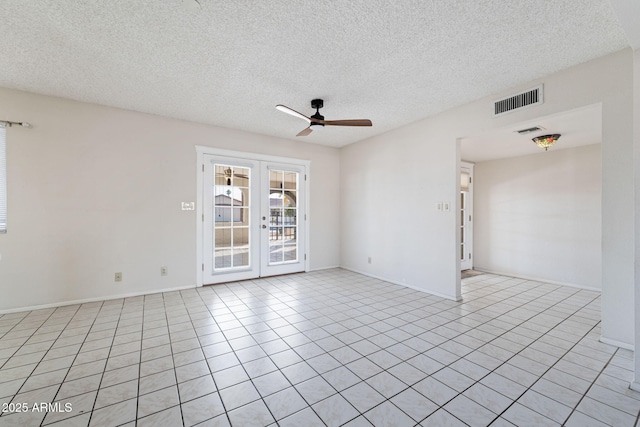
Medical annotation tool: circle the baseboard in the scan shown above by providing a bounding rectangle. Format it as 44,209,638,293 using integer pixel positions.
473,268,601,292
599,335,634,351
308,265,341,272
0,284,198,315
340,266,461,302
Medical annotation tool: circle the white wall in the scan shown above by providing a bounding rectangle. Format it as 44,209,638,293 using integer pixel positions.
1,51,636,346
341,119,459,299
341,49,634,345
473,145,601,289
0,88,341,311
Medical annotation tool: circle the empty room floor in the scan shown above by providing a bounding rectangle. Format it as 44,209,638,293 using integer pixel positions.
1,269,639,426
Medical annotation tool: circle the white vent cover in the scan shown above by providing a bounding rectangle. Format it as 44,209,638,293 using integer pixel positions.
494,84,543,116
516,126,545,134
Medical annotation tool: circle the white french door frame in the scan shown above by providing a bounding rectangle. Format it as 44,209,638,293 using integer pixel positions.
195,146,310,287
203,156,261,283
260,161,307,278
460,162,474,271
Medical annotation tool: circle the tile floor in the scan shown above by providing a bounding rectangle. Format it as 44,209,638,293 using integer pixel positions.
1,268,639,426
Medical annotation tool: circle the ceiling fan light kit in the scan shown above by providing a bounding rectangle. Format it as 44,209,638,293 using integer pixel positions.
276,99,372,137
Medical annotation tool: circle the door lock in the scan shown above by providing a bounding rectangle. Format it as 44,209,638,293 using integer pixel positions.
262,225,267,229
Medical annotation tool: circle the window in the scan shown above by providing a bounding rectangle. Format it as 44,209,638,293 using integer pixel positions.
0,124,6,233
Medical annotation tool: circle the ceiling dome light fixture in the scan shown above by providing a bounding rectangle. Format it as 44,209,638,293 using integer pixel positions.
532,134,560,151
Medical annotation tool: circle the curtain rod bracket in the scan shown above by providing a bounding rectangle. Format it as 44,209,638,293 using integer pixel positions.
1,120,31,128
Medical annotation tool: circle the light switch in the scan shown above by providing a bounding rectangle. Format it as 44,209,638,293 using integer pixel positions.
181,202,195,211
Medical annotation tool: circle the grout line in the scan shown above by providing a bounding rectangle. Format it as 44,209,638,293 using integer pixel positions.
409,280,602,425
487,320,603,426
0,270,629,427
84,300,130,427
1,305,83,425
195,283,283,425
560,346,618,426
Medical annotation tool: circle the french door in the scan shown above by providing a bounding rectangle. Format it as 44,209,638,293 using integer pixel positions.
200,152,307,284
460,162,474,271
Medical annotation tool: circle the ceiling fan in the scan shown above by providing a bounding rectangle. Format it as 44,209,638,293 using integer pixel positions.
276,99,372,136
216,167,249,185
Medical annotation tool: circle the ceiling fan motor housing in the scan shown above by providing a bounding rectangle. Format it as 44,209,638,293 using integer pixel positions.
310,112,325,125
310,99,325,127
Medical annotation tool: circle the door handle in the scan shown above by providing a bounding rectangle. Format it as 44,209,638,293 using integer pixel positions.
262,225,267,229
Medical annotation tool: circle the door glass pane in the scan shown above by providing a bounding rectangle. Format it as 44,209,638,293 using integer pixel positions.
234,167,249,187
215,249,231,269
270,244,284,263
233,227,249,245
460,191,467,262
215,228,231,246
269,169,298,265
270,171,283,188
461,171,470,191
284,191,297,207
215,165,229,186
284,244,297,261
284,172,297,189
213,164,251,271
234,247,249,267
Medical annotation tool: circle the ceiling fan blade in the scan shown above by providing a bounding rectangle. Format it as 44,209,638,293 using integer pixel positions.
276,105,311,123
296,127,313,137
313,119,372,127
216,172,249,178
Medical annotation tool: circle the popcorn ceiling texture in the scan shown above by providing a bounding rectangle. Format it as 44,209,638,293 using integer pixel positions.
0,0,629,147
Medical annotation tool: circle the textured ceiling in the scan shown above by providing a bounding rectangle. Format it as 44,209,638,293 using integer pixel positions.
0,0,631,147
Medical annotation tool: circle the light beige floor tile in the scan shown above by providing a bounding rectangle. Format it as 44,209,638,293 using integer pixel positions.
178,374,216,402
88,398,137,427
0,270,632,427
228,399,274,427
137,385,180,418
312,393,359,426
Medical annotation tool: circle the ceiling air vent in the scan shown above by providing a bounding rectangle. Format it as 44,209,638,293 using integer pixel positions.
516,126,545,135
493,84,543,116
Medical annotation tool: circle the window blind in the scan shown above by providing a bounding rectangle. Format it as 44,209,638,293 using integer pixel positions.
0,124,6,233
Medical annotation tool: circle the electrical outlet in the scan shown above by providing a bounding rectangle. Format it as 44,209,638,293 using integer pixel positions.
115,272,122,282
160,266,168,276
